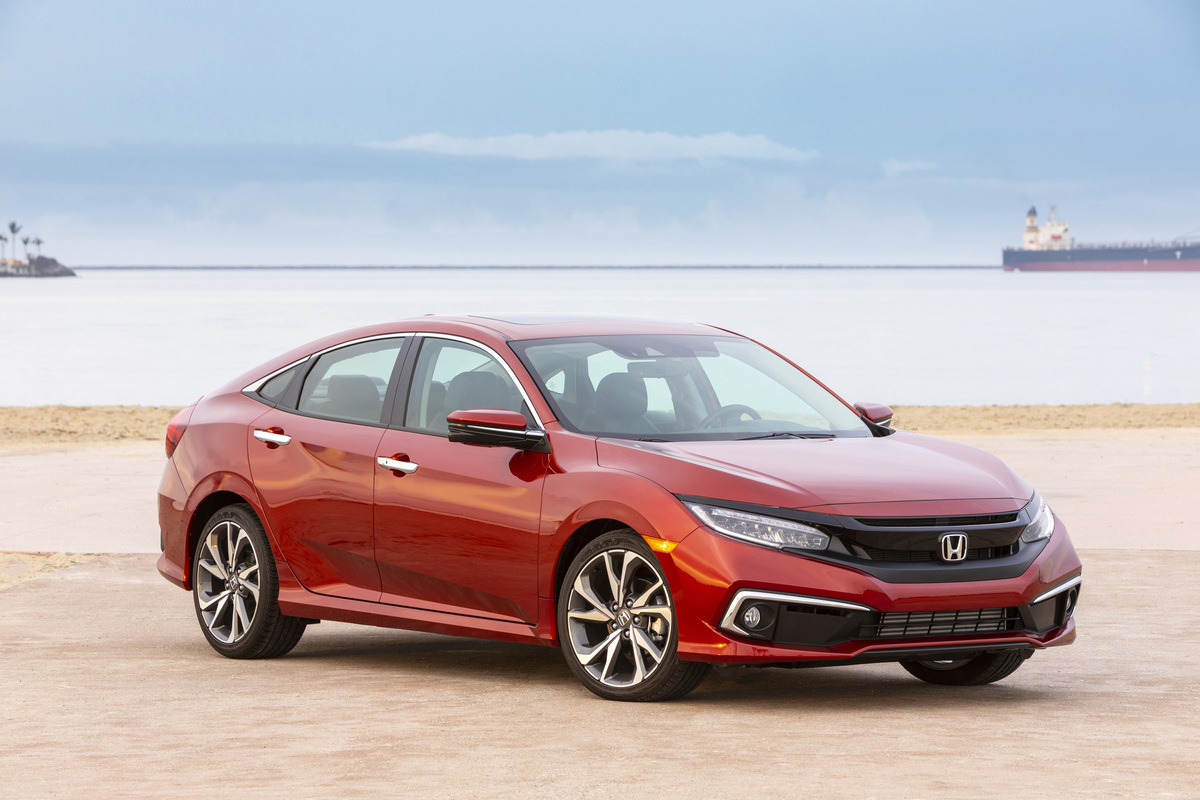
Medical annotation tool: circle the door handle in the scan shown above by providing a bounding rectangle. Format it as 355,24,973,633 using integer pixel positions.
378,455,418,475
253,428,292,446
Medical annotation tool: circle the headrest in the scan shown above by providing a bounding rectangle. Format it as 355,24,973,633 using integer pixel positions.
594,373,648,419
327,374,382,420
445,371,511,412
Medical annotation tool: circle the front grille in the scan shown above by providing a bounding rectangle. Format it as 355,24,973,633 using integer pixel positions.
855,512,1020,528
856,543,1020,563
861,607,1022,639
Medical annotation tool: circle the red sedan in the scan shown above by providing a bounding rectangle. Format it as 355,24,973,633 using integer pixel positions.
157,315,1080,701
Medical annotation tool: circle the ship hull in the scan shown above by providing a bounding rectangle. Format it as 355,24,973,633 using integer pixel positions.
1003,244,1200,272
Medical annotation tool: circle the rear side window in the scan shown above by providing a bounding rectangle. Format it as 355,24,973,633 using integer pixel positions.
297,339,405,424
257,364,302,405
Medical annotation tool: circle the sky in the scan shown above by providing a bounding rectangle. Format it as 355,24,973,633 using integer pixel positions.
1,0,1198,266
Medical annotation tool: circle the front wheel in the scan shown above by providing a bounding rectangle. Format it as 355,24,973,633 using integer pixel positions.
901,650,1030,686
192,504,307,659
557,530,709,701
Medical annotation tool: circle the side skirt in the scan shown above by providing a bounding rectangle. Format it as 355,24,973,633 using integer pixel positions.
275,561,551,647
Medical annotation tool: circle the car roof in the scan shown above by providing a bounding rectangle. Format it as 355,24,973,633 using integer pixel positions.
450,314,732,340
214,314,742,398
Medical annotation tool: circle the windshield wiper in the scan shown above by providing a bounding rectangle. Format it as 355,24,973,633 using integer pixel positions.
737,432,834,440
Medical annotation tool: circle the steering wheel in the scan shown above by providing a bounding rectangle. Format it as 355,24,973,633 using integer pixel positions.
698,404,762,428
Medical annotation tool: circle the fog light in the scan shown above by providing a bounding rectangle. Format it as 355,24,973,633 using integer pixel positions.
738,602,776,633
1064,588,1079,618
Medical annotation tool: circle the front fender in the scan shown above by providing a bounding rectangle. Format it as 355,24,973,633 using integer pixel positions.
537,433,700,599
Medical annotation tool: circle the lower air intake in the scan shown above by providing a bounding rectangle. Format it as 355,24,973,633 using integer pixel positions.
863,607,1022,639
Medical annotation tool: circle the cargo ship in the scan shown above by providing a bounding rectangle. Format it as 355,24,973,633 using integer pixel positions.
1002,206,1200,271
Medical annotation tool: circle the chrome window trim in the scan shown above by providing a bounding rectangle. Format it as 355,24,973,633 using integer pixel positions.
241,333,411,395
720,589,874,637
411,332,546,429
239,331,544,428
449,422,546,438
1031,574,1082,606
242,357,309,396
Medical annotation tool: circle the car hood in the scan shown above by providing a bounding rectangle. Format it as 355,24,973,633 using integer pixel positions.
595,431,1033,516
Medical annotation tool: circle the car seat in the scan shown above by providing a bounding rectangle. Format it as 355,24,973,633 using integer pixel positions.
582,373,659,435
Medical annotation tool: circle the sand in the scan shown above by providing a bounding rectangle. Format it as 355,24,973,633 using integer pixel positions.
0,552,92,590
2,550,1198,798
891,402,1200,434
0,405,182,449
2,405,1198,795
2,402,1198,587
2,402,1199,448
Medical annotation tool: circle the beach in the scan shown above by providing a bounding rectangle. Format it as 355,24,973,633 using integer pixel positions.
3,403,1198,796
3,402,1200,449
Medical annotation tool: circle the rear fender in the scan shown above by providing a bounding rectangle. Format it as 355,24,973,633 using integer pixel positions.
181,472,280,588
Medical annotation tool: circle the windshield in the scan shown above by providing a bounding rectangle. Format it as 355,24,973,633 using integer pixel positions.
512,334,871,440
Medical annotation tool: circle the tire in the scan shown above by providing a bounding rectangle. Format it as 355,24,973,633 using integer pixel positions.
192,503,307,659
557,530,709,701
900,650,1030,686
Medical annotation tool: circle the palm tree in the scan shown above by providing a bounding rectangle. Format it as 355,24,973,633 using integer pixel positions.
0,233,7,266
31,236,43,257
21,236,30,263
8,222,20,266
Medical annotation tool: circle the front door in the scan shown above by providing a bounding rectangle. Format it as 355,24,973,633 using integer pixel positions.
373,336,546,623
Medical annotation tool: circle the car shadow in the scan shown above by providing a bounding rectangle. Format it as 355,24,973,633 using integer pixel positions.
688,664,1055,709
281,625,1054,707
282,624,571,686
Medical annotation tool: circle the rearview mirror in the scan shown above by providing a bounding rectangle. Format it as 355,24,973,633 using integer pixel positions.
447,409,549,452
853,402,894,427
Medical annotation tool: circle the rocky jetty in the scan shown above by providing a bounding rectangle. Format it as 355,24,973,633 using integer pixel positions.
0,256,76,277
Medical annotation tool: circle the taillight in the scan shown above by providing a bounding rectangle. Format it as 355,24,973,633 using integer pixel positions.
165,404,196,458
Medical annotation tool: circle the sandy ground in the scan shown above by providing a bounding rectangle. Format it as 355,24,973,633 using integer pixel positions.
0,551,1195,798
2,416,1197,557
1,405,1198,796
2,402,1200,448
0,404,181,448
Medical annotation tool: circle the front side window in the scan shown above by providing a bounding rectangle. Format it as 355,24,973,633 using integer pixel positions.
513,334,870,440
404,338,531,433
296,339,405,424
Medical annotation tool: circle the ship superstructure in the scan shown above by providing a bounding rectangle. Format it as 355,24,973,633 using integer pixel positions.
1003,206,1200,271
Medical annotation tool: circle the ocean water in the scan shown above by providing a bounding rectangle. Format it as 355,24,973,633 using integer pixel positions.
1,267,1197,407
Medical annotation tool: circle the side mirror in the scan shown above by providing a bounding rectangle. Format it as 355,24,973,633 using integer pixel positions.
446,409,549,452
853,402,894,428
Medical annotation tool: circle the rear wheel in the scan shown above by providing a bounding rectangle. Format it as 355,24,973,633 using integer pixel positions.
901,650,1029,685
558,530,709,701
192,504,307,659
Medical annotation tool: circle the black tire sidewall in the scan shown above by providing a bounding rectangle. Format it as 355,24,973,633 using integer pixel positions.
901,651,1026,686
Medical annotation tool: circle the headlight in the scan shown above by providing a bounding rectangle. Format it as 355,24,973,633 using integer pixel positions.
1020,496,1055,543
687,503,829,550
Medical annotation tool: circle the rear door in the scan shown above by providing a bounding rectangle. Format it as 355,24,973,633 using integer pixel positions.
372,335,547,624
247,336,408,602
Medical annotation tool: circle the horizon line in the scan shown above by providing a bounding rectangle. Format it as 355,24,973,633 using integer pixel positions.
70,263,996,271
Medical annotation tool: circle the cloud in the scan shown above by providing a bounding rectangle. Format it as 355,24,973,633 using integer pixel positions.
367,130,817,162
882,159,936,178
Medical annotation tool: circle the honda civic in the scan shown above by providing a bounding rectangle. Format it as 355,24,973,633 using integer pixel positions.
157,314,1081,701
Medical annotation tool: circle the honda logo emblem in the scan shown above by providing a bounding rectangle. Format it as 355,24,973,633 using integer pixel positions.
939,532,969,562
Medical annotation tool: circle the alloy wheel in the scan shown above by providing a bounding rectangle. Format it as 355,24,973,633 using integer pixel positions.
565,548,674,688
196,520,261,644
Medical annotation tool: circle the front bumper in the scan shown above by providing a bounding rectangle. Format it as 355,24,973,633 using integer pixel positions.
664,516,1082,665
